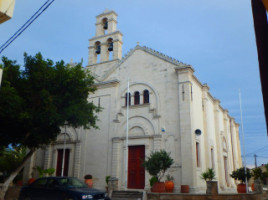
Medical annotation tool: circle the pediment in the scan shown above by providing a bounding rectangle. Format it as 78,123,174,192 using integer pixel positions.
88,45,190,82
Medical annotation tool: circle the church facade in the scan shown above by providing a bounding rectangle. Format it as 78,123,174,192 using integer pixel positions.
23,10,242,193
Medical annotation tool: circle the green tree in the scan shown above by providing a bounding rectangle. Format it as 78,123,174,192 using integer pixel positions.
0,53,100,199
0,146,26,182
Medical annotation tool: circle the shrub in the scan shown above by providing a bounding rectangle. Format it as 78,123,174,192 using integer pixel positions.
251,168,264,181
143,150,174,181
149,176,158,187
105,175,111,185
201,168,216,181
230,167,251,184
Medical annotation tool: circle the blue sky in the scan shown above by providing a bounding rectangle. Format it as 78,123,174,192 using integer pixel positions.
0,0,267,168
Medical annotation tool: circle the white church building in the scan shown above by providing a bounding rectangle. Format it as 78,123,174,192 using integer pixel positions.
24,10,242,193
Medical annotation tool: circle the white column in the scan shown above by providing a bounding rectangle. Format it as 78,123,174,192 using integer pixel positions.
73,142,81,177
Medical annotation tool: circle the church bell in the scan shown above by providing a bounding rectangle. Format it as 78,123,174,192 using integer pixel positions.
96,45,101,54
108,42,113,51
104,21,108,30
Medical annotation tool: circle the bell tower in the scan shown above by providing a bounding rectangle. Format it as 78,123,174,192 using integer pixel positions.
88,10,123,65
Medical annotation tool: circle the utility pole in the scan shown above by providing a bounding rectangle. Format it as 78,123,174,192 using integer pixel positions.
254,154,258,168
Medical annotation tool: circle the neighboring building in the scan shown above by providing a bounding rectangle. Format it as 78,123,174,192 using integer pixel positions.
23,10,242,193
0,0,15,24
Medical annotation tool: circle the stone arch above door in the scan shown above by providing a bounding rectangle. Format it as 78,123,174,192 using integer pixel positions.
121,116,156,137
56,127,79,143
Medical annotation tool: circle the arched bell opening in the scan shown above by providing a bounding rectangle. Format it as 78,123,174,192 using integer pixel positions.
102,18,108,34
107,38,113,60
95,41,101,63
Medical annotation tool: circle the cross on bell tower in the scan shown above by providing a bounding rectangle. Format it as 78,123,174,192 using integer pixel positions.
88,10,123,65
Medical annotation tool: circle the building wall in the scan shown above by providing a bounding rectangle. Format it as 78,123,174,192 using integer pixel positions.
0,0,15,24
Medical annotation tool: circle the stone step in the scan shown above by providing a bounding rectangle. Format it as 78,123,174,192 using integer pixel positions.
111,191,143,200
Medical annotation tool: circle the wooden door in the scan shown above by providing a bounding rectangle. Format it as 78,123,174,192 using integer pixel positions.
56,149,70,176
128,145,145,189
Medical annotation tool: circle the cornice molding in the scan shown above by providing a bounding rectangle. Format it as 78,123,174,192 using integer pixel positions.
119,45,190,68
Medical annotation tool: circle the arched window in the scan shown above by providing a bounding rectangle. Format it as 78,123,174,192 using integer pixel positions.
102,18,108,30
125,92,131,106
143,90,149,104
196,142,200,167
107,38,113,52
134,91,140,105
107,38,113,61
95,41,101,63
95,41,101,54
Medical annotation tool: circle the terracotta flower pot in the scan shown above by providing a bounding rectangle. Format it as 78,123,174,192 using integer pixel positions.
237,183,246,193
28,178,36,185
251,183,255,192
151,182,166,193
165,181,174,193
206,181,218,195
181,185,190,193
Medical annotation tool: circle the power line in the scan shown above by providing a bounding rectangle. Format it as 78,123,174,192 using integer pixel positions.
0,0,55,54
257,155,268,158
245,145,268,156
0,0,51,51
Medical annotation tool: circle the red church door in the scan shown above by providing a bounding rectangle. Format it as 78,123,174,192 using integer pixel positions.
128,145,145,189
56,149,70,176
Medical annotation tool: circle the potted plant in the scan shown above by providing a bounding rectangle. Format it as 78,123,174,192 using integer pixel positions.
201,168,218,195
251,167,264,193
36,166,55,178
165,174,174,193
143,150,174,193
230,167,251,193
84,174,93,188
105,175,111,192
149,176,158,189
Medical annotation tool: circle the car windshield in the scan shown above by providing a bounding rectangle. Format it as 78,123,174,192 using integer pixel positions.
58,177,87,188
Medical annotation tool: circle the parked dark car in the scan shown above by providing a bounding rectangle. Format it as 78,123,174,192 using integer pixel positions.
18,177,110,200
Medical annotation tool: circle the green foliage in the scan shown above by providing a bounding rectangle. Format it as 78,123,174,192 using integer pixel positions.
84,174,92,179
201,168,216,181
230,167,251,184
36,166,55,178
251,168,264,181
0,146,26,182
0,53,100,150
143,150,174,181
263,164,268,179
149,176,158,187
166,174,174,181
105,176,111,185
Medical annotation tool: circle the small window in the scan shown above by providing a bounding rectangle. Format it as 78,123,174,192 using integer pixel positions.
102,18,108,34
125,92,131,106
143,90,149,104
95,41,101,54
224,156,229,185
134,91,140,105
196,142,200,167
211,148,215,169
